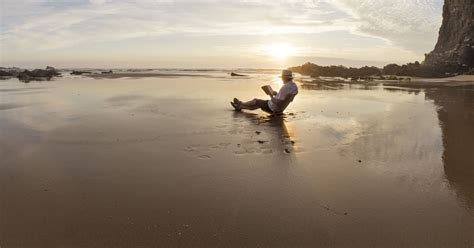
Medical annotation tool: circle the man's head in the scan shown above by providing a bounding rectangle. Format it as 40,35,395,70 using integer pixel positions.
281,70,293,84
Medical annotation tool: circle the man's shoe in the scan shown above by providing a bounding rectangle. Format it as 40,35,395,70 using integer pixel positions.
233,98,241,104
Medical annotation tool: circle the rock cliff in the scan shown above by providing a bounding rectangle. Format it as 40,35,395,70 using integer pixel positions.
424,0,474,73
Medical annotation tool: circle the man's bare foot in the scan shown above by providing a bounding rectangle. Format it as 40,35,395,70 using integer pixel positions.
230,102,242,111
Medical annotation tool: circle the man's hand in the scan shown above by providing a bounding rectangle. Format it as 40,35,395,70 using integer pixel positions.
270,95,282,106
269,94,275,103
270,94,294,109
272,90,277,96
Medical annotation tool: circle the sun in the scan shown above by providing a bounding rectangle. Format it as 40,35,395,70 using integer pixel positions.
265,43,296,60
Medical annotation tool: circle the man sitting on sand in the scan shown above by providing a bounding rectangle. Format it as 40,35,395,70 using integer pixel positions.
231,70,298,114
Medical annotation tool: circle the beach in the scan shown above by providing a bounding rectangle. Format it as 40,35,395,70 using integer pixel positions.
1,70,473,247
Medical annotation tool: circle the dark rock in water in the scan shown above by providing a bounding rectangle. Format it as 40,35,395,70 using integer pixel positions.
101,70,113,74
17,67,60,82
71,70,92,75
0,70,14,77
230,72,246,77
17,70,34,82
255,131,261,135
284,148,291,153
36,68,60,77
424,0,474,74
46,66,56,71
0,68,21,78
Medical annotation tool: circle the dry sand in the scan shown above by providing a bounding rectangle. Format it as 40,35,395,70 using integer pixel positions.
0,72,473,247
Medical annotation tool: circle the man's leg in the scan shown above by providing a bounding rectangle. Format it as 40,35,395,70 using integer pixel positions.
239,98,260,110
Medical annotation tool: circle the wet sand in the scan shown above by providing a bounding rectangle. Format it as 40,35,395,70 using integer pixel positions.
0,72,473,247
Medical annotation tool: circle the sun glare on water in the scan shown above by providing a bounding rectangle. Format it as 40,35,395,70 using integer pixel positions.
265,43,296,60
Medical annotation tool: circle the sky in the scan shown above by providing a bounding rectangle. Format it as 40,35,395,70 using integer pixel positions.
0,0,444,69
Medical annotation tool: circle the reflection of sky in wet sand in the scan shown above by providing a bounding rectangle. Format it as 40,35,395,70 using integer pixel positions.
0,74,473,246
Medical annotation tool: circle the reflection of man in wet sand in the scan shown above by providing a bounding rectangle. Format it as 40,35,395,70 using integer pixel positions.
231,70,298,113
232,111,296,154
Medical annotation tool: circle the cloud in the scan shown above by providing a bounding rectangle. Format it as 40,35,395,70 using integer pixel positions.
89,0,110,5
329,0,443,53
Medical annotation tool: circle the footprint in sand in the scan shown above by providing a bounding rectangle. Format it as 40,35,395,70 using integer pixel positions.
184,142,232,159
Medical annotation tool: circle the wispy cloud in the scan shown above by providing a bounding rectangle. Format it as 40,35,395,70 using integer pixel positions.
1,0,345,50
331,0,443,52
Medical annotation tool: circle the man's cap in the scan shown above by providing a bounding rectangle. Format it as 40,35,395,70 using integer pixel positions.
281,70,294,79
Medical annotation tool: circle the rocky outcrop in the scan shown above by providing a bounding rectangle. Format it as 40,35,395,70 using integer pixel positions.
424,0,474,73
0,67,21,78
17,67,61,82
382,62,443,77
0,70,14,77
289,62,381,79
